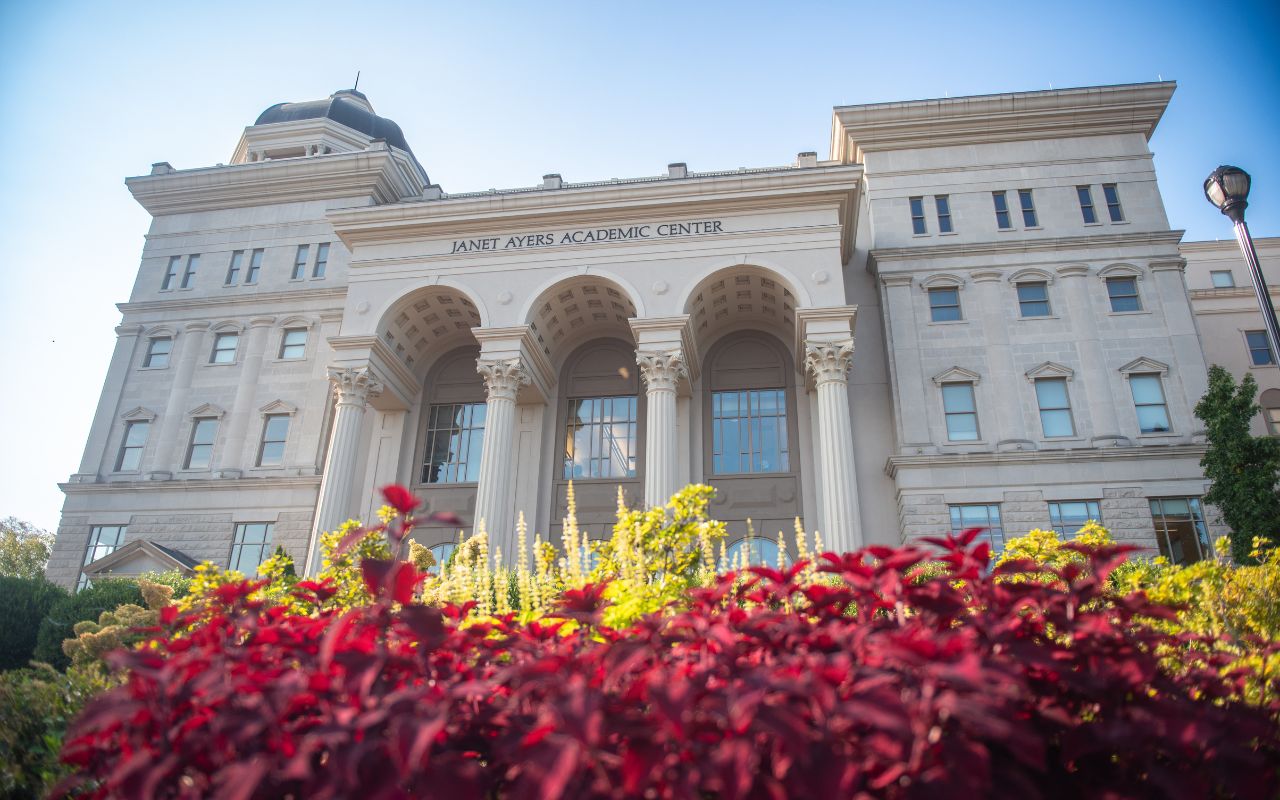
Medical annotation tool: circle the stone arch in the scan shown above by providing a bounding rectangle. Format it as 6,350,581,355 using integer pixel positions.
375,284,485,378
681,264,804,360
522,274,640,369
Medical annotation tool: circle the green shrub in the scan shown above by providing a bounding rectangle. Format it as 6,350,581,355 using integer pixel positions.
0,663,110,799
0,576,67,671
33,580,143,671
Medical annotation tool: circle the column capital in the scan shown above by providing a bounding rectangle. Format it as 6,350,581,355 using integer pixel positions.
804,339,855,386
636,349,688,393
327,366,384,406
477,358,530,402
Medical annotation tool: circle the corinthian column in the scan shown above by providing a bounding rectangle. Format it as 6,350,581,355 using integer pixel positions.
637,349,687,507
306,366,383,573
805,339,862,553
473,358,529,541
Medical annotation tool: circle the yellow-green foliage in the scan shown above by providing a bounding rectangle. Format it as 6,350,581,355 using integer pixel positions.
995,522,1113,584
62,579,173,667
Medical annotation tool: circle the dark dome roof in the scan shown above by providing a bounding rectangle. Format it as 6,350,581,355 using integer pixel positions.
254,90,414,154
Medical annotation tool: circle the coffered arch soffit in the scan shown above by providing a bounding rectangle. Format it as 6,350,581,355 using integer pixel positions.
681,264,805,359
375,284,485,379
523,274,640,370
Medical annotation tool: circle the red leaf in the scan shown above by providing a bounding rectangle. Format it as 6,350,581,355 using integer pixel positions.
381,484,422,514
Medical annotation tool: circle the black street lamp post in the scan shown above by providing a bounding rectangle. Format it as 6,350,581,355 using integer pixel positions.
1204,165,1280,361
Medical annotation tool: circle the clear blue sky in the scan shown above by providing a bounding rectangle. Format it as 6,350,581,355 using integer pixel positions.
1,0,1277,532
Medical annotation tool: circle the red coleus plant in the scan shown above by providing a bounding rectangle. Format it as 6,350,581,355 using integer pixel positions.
56,529,1280,799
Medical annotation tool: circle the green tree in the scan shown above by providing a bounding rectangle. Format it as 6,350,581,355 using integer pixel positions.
0,518,54,579
1195,365,1280,562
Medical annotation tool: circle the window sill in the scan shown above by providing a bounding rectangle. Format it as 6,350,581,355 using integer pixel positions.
912,233,931,238
412,481,479,489
270,356,309,364
1109,220,1130,226
1107,310,1151,317
996,227,1016,233
927,319,967,326
1249,364,1278,370
1017,315,1060,321
177,468,212,475
205,361,239,367
1136,432,1177,439
247,465,288,473
938,231,958,236
308,276,327,281
1040,436,1087,444
1083,222,1104,227
1023,226,1044,231
138,365,170,371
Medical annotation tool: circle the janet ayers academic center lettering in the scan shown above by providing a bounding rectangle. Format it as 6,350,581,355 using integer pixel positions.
52,81,1275,588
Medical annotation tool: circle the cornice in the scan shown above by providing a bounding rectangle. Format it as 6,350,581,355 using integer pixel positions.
118,287,346,315
60,475,323,494
1180,236,1280,255
868,229,1186,269
125,150,421,216
831,81,1176,163
884,442,1207,478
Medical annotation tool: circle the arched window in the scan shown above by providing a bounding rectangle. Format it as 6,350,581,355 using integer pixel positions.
726,537,782,569
419,348,486,484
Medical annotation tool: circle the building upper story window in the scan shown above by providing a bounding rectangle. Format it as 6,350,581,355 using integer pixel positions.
992,191,1012,229
245,248,264,284
211,333,239,364
1149,497,1211,565
1018,189,1038,227
1210,270,1235,288
934,195,953,233
1267,407,1280,436
225,251,244,285
291,245,310,280
421,402,486,484
313,243,330,278
1129,374,1170,433
565,396,638,479
1017,281,1051,317
909,197,927,234
179,255,200,289
143,337,171,368
711,389,789,474
279,328,308,359
161,256,181,290
257,415,290,466
1246,330,1275,366
927,286,962,321
185,418,218,469
949,503,1005,553
115,420,149,471
229,523,274,576
1106,276,1141,312
941,382,979,441
1035,378,1074,437
1077,186,1098,224
1048,500,1101,536
1102,183,1125,222
80,525,126,590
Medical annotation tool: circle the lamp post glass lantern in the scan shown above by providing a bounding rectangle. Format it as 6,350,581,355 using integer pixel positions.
1204,165,1280,362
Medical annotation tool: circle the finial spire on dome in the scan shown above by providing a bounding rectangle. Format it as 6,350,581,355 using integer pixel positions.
353,70,360,93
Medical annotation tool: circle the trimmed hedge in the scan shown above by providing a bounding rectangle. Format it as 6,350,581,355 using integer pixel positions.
0,576,68,671
33,581,142,671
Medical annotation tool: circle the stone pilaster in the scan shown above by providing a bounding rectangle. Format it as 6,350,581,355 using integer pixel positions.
804,338,861,552
473,358,529,541
1056,266,1126,446
152,321,210,476
305,366,383,573
216,317,276,474
637,349,687,507
972,270,1032,450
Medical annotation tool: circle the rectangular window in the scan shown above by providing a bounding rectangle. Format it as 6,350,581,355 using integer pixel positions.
185,418,218,470
230,522,275,576
1048,501,1102,536
941,383,979,441
1210,270,1235,288
179,254,199,289
245,248,264,283
1149,497,1211,565
115,420,149,471
1035,378,1075,437
1018,189,1038,227
1129,374,1171,433
1077,186,1098,224
257,415,290,466
711,389,790,475
161,256,180,290
313,242,329,278
1017,282,1051,317
1268,407,1280,436
421,402,487,483
279,328,308,359
909,197,927,235
143,337,171,368
79,525,127,590
211,332,239,364
565,396,639,479
934,195,953,233
1106,276,1141,312
949,504,1005,553
291,244,310,280
992,191,1012,229
1103,183,1125,222
225,250,244,285
1246,330,1275,366
928,286,962,322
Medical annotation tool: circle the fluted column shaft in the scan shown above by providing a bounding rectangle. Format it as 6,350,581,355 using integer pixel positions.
806,340,861,553
637,350,686,507
216,318,274,472
473,359,529,541
153,322,209,472
306,367,382,573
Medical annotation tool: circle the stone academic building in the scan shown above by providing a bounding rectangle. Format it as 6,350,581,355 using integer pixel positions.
50,80,1275,588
